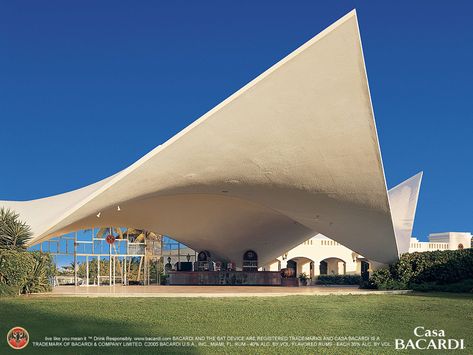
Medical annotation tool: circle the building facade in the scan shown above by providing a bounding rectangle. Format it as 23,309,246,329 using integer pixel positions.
262,232,472,278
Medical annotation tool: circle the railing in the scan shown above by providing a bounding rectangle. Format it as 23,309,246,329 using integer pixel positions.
409,242,449,251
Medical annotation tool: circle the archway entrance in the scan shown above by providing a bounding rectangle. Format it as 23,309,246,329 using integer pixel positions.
319,260,328,275
287,257,315,279
360,260,370,281
287,260,297,277
319,257,346,275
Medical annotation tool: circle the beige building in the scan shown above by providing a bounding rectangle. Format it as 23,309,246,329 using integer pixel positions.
262,232,472,279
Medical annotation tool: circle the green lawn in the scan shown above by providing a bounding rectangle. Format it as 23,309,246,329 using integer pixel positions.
0,293,472,354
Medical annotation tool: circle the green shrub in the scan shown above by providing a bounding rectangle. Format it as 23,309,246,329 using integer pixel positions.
316,275,362,285
160,273,169,285
0,283,17,296
392,249,473,285
359,279,377,289
298,272,309,281
0,207,32,249
369,267,408,290
366,249,473,291
23,251,55,294
411,279,473,293
0,249,34,294
0,249,55,295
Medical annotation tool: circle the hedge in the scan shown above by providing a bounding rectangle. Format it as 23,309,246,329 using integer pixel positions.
0,249,55,295
366,249,473,292
411,279,473,293
316,275,362,285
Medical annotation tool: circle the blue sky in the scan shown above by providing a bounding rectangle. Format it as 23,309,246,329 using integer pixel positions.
1,1,472,241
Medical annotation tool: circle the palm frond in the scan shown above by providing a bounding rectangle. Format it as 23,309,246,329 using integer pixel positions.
0,207,32,249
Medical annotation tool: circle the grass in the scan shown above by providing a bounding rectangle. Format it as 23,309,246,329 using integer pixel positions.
0,293,472,354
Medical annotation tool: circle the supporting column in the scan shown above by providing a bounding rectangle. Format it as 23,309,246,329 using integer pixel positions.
124,257,127,286
177,243,181,271
147,257,150,285
74,232,78,286
109,229,112,286
86,255,89,286
143,256,146,286
97,256,100,286
143,256,147,286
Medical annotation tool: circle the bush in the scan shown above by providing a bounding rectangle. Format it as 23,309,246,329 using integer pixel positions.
316,275,362,285
298,272,309,281
411,279,473,293
359,279,377,289
23,251,56,294
392,249,473,285
0,249,34,294
160,274,169,285
369,267,408,290
0,284,17,296
0,249,55,295
0,207,32,248
366,249,473,291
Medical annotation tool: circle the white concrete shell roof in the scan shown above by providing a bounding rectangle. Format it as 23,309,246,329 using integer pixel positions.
0,10,421,265
388,172,423,256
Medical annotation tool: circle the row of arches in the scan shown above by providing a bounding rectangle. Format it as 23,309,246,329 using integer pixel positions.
284,257,369,279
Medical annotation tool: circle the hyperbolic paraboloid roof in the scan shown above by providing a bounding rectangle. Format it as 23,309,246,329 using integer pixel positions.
0,10,422,265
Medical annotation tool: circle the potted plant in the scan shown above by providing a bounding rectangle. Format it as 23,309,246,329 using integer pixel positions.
298,272,309,286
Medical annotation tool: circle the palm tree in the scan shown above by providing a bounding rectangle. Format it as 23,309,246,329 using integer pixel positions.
92,227,162,283
122,228,161,282
0,207,32,249
94,227,161,243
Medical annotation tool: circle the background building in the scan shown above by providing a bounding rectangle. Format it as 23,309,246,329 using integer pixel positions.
262,232,472,279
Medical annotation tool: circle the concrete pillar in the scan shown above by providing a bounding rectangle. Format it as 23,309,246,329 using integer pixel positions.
124,257,127,285
337,261,343,275
74,233,77,286
86,256,89,286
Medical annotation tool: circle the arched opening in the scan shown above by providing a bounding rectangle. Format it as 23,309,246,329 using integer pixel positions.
360,260,370,281
287,257,315,278
458,243,464,250
196,250,212,271
319,257,346,275
287,260,297,277
242,250,258,272
319,260,328,275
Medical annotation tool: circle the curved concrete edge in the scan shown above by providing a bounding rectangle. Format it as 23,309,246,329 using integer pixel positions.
388,172,423,256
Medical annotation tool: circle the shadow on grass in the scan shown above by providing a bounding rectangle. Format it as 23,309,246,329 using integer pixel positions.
0,298,198,355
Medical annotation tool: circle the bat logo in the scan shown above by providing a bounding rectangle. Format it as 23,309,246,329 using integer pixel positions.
7,326,29,350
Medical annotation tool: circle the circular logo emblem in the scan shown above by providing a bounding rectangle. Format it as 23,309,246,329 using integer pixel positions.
106,234,115,244
7,326,29,350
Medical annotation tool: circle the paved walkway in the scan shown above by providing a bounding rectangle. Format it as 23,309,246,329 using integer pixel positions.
30,285,411,298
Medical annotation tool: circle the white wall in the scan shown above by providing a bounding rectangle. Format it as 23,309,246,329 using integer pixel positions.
273,234,360,276
428,232,471,250
262,232,472,279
